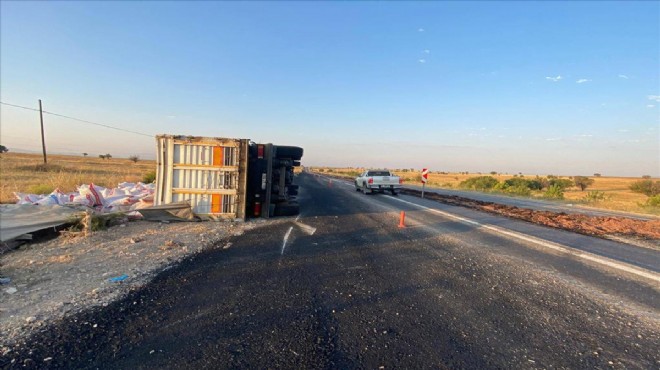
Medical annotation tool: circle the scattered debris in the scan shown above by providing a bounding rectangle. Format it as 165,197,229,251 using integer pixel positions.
0,277,11,284
0,219,262,350
108,274,129,283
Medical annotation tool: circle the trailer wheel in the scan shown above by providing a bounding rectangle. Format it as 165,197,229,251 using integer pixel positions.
275,146,303,160
274,202,300,216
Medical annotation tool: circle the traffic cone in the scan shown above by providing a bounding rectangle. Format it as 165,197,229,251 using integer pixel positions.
398,211,406,228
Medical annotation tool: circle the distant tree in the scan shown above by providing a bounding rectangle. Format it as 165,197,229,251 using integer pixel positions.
105,153,112,159
490,171,498,175
642,175,651,179
83,153,88,157
129,155,139,163
630,180,660,197
593,173,602,177
99,154,106,160
573,176,595,191
0,145,8,153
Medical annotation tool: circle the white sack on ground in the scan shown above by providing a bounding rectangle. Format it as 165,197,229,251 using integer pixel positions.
13,182,155,213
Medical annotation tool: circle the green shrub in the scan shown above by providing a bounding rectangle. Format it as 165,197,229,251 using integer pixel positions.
492,182,508,191
646,195,660,207
459,176,499,191
630,180,660,197
583,191,606,202
508,185,532,196
142,170,156,184
504,177,543,191
543,184,565,199
28,184,55,195
548,178,573,190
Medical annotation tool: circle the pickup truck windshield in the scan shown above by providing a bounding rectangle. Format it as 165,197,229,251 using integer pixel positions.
367,171,390,176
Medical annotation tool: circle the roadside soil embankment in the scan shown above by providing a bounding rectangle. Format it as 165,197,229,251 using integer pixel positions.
400,188,660,242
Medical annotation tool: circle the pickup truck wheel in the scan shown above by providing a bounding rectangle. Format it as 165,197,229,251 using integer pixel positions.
362,184,371,194
391,190,399,196
355,182,360,191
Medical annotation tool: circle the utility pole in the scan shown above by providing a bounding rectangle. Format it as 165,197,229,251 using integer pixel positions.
39,99,47,164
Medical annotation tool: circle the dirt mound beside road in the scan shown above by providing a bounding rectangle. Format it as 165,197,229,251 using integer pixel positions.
401,189,660,241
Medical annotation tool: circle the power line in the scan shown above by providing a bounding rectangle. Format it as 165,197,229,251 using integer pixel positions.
0,101,154,138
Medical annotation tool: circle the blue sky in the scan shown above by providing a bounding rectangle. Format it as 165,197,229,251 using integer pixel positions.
1,1,658,176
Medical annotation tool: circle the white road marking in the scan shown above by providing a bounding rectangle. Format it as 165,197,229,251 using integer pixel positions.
281,226,294,255
387,196,660,284
295,221,316,235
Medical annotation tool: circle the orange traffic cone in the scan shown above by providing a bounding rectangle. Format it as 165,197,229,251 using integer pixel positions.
398,211,406,228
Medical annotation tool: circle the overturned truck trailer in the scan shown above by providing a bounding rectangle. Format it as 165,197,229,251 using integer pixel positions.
154,135,302,220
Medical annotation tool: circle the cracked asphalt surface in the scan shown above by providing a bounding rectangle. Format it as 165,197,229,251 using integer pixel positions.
2,172,659,369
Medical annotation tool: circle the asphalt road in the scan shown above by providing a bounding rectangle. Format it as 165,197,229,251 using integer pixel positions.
3,172,659,369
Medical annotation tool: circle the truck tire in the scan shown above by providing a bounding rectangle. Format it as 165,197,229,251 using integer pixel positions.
391,189,399,196
362,184,371,194
272,158,293,167
275,146,303,160
274,202,300,217
355,181,360,191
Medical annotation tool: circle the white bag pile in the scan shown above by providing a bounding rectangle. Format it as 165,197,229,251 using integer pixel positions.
14,182,155,214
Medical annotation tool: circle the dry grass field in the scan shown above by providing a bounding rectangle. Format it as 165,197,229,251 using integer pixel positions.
0,153,156,204
312,167,658,215
1,155,656,215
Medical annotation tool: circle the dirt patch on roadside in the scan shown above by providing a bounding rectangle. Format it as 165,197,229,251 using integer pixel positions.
401,189,660,243
0,218,277,351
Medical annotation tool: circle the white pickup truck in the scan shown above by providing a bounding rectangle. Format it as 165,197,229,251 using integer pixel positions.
355,169,402,195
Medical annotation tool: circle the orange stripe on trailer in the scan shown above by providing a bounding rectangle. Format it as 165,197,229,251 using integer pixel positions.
213,146,224,166
211,194,222,213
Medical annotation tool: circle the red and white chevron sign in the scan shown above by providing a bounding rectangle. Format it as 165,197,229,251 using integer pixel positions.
421,168,429,183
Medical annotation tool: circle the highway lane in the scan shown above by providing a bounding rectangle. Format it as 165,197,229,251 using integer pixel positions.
328,176,660,275
3,172,659,369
